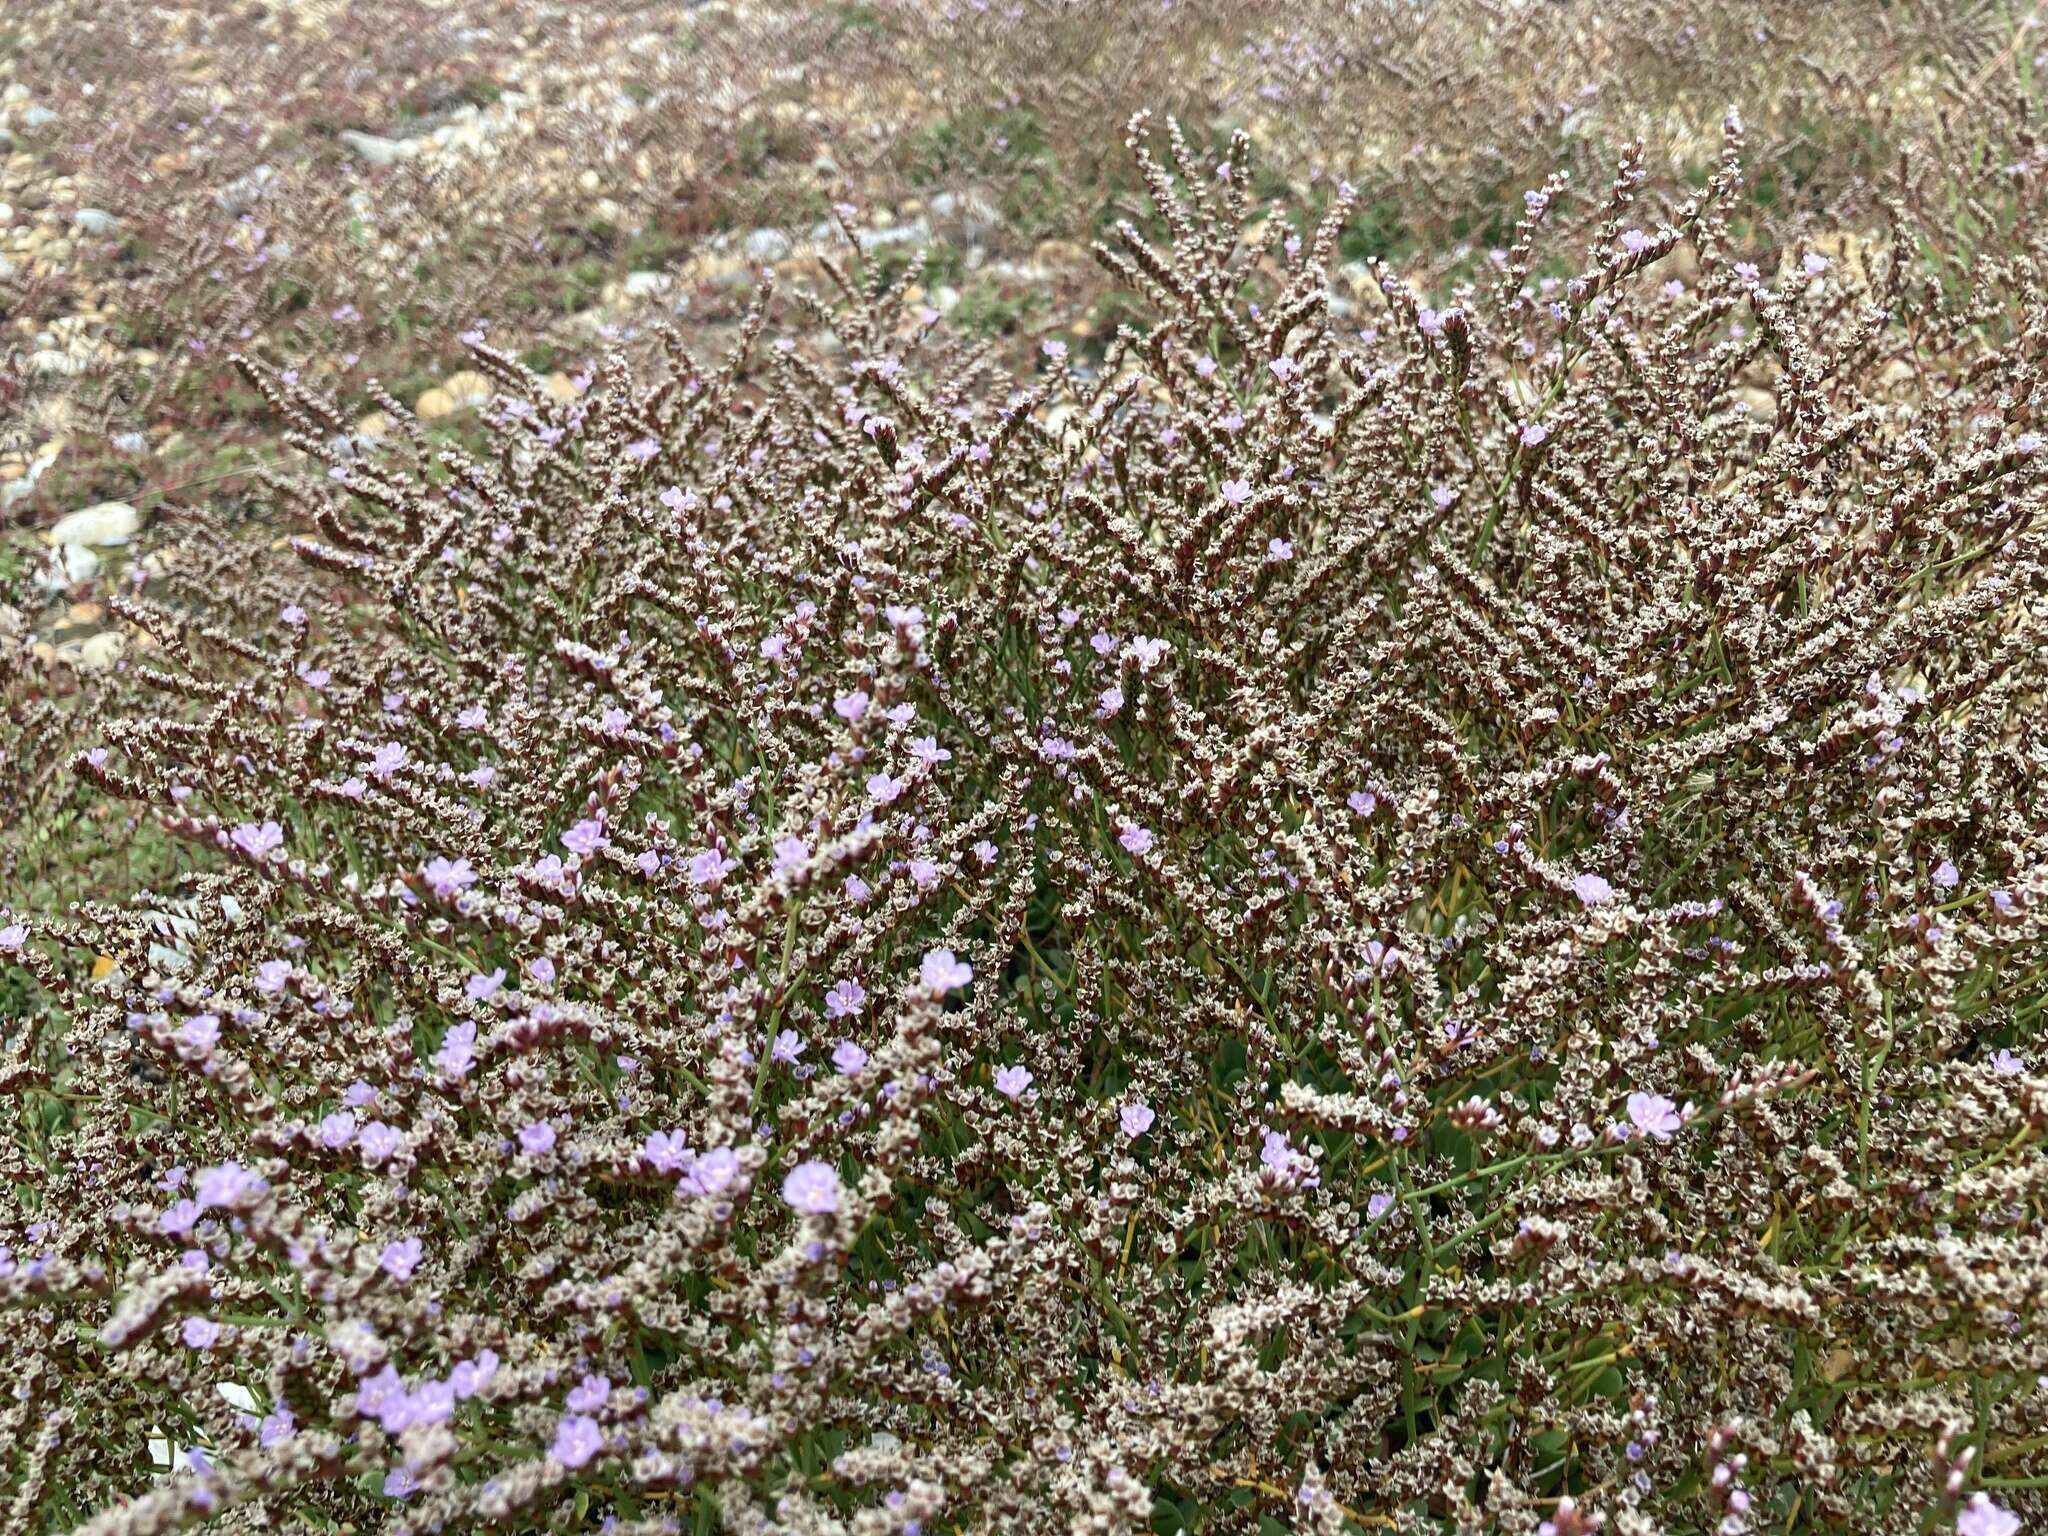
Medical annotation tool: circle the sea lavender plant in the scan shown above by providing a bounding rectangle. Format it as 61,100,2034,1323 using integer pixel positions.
5,111,2048,1536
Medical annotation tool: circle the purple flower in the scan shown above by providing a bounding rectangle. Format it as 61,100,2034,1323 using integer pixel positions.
771,1029,807,1065
825,978,866,1019
1362,940,1403,976
551,1413,604,1469
1625,1092,1682,1140
367,742,408,780
994,1064,1033,1099
624,436,660,462
422,856,477,899
567,1374,611,1413
1518,421,1548,448
688,848,735,887
379,1237,423,1280
1572,872,1615,907
831,1040,869,1075
449,1350,498,1398
465,967,506,1001
253,958,291,994
1118,823,1154,856
920,948,973,994
0,922,26,953
230,820,285,860
782,1159,843,1214
1957,1496,2020,1536
1120,1102,1157,1139
1128,636,1168,672
518,1121,557,1156
684,1145,738,1196
182,1317,222,1349
562,818,609,857
194,1161,267,1210
358,1121,402,1165
411,1379,456,1424
433,1021,477,1078
319,1110,357,1149
1220,478,1253,505
773,835,811,875
1992,1049,2027,1076
867,772,903,804
1367,1192,1396,1221
644,1131,690,1173
1932,859,1960,890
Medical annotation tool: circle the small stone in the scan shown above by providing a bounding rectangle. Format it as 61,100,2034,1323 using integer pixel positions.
622,270,672,298
440,370,492,408
743,228,792,263
28,349,87,378
414,387,457,420
69,631,126,671
50,500,142,547
856,219,930,253
71,208,118,237
214,165,276,215
930,190,999,236
339,130,413,167
36,543,99,591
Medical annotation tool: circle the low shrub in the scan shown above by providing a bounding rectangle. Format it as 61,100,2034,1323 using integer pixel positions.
5,114,2048,1535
